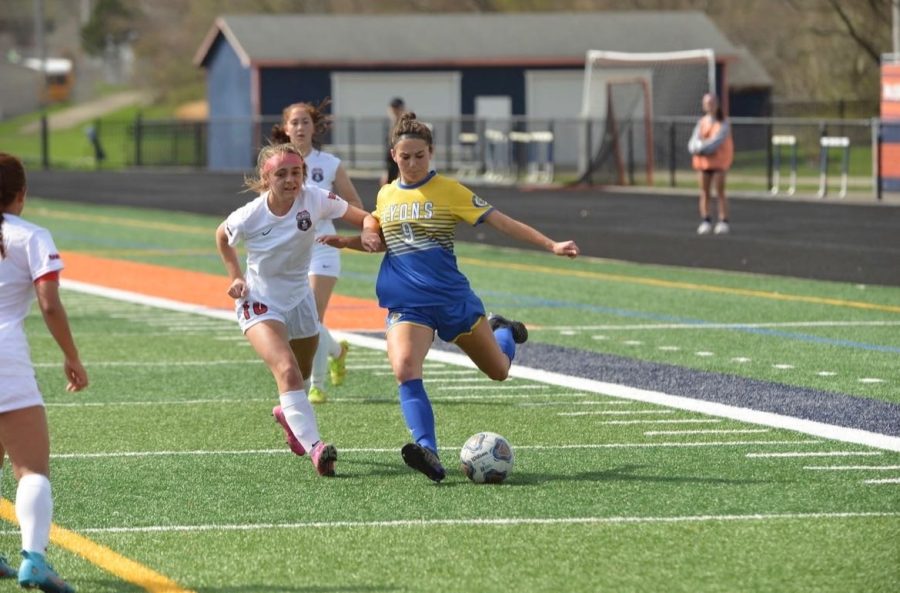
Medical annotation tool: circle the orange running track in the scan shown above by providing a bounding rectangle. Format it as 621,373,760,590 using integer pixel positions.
61,251,386,331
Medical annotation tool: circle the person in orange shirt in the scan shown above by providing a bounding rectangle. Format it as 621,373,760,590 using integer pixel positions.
688,93,733,234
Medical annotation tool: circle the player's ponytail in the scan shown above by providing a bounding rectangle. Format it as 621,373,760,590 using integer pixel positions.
270,124,291,144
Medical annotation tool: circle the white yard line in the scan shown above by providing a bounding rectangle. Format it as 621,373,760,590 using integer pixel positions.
644,429,770,436
803,465,900,470
1,511,895,536
747,451,883,458
50,440,824,460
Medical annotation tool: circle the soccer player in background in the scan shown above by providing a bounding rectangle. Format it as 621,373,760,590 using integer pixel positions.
688,93,734,235
215,143,379,476
379,97,405,186
0,152,87,593
271,99,364,404
321,112,579,482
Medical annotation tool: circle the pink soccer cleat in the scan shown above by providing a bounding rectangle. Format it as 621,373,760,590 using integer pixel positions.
310,441,338,477
272,405,306,456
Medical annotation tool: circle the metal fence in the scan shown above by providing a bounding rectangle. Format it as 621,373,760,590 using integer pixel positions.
20,113,886,199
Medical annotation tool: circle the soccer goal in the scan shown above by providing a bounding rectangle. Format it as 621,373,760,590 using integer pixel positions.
578,49,716,186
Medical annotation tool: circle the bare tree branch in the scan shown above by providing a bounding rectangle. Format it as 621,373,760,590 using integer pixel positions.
824,0,882,64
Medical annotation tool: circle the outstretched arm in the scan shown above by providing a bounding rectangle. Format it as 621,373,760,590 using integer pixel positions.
320,212,384,252
483,210,579,258
215,222,248,299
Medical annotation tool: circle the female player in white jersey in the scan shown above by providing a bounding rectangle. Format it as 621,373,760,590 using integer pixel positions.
215,143,379,476
273,100,364,404
322,113,579,482
0,152,86,593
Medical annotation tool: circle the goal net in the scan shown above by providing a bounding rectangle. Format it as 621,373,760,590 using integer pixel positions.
578,49,716,186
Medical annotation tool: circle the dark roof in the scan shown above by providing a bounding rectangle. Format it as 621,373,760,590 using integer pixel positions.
194,11,769,87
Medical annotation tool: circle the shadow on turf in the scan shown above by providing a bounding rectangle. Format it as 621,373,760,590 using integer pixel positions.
508,464,770,486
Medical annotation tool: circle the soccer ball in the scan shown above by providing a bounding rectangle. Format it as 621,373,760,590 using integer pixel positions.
459,432,514,484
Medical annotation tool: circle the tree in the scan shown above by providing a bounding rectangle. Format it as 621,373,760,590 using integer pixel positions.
81,0,138,56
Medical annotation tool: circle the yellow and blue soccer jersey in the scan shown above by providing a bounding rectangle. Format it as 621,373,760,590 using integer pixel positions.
374,171,494,308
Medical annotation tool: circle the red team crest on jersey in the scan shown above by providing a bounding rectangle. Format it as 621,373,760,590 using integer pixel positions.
327,192,338,200
296,210,312,231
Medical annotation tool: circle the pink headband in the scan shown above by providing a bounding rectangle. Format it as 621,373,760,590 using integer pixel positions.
262,152,304,173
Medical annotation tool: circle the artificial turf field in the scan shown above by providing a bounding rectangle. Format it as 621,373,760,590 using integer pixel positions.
0,197,897,593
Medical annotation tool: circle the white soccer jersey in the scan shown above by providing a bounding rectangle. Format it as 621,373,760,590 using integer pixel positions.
223,186,348,311
0,214,64,391
304,149,341,237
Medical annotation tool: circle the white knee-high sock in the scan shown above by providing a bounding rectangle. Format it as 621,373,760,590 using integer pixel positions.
16,473,52,554
279,391,321,451
324,325,342,358
311,322,330,390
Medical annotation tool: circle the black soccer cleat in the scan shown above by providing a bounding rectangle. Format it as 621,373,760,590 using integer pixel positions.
401,443,446,483
487,313,528,344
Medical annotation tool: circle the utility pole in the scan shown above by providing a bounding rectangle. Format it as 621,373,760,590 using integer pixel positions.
894,0,899,55
33,0,46,105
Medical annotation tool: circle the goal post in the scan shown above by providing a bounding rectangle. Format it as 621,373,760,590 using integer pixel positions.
579,49,716,186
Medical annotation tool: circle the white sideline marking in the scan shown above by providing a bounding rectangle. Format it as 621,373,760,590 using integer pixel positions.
50,440,824,460
864,478,900,484
3,511,894,535
60,280,900,453
645,429,769,436
747,451,883,458
804,465,900,471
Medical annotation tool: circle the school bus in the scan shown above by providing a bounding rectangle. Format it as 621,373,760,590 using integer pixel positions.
23,57,74,103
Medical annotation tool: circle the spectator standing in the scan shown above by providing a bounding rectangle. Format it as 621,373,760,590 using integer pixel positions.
688,93,733,235
380,97,405,186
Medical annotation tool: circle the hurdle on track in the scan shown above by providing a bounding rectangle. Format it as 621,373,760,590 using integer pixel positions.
770,134,797,196
818,136,850,199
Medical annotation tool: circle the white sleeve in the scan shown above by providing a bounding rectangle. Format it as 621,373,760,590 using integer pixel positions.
223,209,247,247
315,187,350,221
26,228,64,280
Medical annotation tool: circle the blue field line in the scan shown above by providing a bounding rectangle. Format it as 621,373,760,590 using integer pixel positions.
479,292,900,354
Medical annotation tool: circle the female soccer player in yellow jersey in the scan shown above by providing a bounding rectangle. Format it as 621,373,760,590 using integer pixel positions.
322,112,579,482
